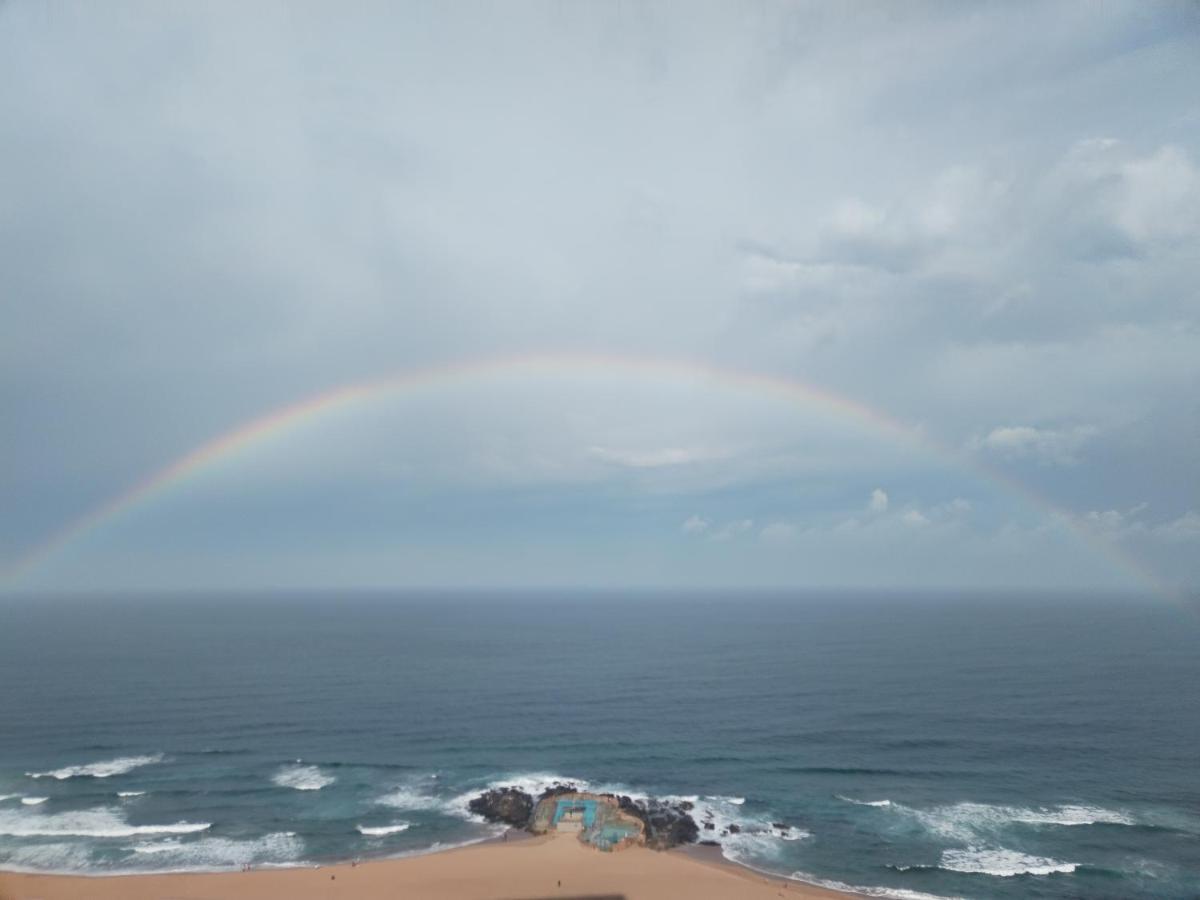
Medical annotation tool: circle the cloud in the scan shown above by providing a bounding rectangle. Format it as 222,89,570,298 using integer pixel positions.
710,519,754,542
1153,511,1200,543
759,521,798,544
1068,505,1200,545
1,2,1197,591
968,424,1099,466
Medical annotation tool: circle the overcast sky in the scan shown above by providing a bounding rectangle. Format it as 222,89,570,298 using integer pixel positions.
2,1,1198,594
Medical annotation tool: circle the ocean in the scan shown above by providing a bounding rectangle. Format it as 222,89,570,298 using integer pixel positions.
0,591,1197,899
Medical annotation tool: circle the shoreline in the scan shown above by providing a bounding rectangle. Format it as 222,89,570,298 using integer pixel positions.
0,831,857,899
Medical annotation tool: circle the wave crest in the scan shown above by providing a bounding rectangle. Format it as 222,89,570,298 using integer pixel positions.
0,807,210,838
271,765,335,791
357,822,411,836
27,754,164,780
939,846,1077,877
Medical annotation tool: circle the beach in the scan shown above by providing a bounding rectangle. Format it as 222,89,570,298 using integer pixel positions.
0,832,851,899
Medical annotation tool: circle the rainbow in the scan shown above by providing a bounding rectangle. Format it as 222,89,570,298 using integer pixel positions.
3,351,1173,596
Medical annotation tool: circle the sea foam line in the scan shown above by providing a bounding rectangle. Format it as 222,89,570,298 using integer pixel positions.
0,807,210,838
27,754,164,780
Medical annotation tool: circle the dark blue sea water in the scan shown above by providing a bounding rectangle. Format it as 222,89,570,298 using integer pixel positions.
1,592,1197,899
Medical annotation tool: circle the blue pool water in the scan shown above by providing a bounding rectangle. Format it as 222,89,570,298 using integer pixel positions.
0,590,1197,899
552,798,598,828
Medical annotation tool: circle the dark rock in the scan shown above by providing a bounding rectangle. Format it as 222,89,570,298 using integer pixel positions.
536,782,579,800
698,840,721,847
727,823,741,834
467,787,533,828
773,822,788,830
679,801,694,812
704,822,715,830
616,796,699,850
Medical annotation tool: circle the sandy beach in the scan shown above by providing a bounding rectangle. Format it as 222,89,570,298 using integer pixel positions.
0,833,853,900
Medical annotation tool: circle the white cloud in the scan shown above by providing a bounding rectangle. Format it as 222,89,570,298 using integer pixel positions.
1154,511,1200,543
902,509,930,527
869,488,889,513
759,521,798,544
969,424,1098,466
681,515,710,535
1067,505,1200,545
710,519,754,542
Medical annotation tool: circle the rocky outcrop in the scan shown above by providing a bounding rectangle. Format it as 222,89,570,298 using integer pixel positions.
616,796,700,850
465,785,701,851
467,787,533,827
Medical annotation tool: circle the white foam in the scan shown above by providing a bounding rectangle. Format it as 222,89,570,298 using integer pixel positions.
684,794,809,863
378,785,455,813
0,841,96,873
271,765,335,791
125,831,304,871
21,797,48,806
0,807,210,838
895,801,1135,842
787,870,964,900
117,791,146,798
27,754,164,780
357,822,411,836
0,794,18,803
940,846,1077,877
1006,804,1135,827
838,795,893,807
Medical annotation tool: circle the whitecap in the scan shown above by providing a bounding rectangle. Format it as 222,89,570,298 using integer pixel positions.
117,791,146,798
27,754,164,780
271,764,335,791
894,800,1135,842
21,797,48,806
357,822,411,836
378,785,453,812
838,795,893,807
940,846,1077,877
0,807,210,838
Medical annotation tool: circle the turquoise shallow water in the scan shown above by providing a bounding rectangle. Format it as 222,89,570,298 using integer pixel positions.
0,591,1197,899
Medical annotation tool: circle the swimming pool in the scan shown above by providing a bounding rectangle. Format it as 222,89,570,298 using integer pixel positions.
552,798,598,828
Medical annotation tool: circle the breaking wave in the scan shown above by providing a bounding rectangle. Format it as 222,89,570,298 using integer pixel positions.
938,846,1077,877
897,801,1135,842
837,795,893,807
20,797,48,806
357,822,411,836
271,765,335,791
0,807,210,838
27,754,164,780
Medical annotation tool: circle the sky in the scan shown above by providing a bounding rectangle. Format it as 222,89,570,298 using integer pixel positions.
1,1,1198,594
